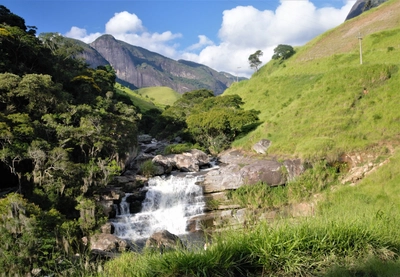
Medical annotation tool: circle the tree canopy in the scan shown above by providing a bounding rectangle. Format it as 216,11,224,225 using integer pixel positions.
272,44,295,60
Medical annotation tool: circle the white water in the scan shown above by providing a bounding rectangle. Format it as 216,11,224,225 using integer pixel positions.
112,175,205,241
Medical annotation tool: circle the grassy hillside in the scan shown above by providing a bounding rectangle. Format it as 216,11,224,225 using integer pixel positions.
137,86,181,107
225,0,400,162
115,83,160,112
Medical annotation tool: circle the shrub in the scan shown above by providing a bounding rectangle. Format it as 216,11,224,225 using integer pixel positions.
139,160,157,177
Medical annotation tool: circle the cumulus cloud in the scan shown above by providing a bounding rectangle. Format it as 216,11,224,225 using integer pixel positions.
105,11,143,34
65,26,102,43
186,35,214,51
64,1,354,78
65,11,182,57
191,0,354,77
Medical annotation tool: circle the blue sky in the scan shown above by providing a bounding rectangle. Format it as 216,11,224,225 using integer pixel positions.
3,0,355,77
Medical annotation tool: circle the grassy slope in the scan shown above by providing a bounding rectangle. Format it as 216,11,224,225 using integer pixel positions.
115,83,159,112
225,0,400,162
137,86,181,107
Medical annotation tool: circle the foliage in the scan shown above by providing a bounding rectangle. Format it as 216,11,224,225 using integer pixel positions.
227,182,288,209
248,50,263,71
186,95,259,153
0,6,138,274
139,160,157,177
148,89,215,140
162,143,204,155
271,44,295,60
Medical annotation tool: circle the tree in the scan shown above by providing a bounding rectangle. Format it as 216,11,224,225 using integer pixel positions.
186,95,259,153
272,44,295,60
248,50,263,72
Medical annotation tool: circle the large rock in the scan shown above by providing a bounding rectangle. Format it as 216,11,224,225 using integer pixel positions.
152,149,210,174
89,233,127,252
252,139,271,154
173,150,209,172
145,230,184,252
202,149,304,193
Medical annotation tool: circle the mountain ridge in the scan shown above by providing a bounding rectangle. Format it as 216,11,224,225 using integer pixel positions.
78,34,240,95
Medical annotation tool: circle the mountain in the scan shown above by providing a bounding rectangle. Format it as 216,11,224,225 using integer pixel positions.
345,0,388,20
79,34,239,95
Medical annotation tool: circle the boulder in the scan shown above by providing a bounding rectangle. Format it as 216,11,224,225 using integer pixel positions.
89,233,127,252
202,149,304,193
283,159,305,181
174,149,210,172
152,155,175,174
152,149,210,173
240,160,284,186
100,222,115,234
138,134,152,144
145,230,184,252
252,139,271,154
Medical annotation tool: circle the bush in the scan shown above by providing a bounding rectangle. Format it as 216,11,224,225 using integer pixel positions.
139,160,157,177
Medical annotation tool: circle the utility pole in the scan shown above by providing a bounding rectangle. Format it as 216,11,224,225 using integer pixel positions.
236,67,241,82
358,32,363,65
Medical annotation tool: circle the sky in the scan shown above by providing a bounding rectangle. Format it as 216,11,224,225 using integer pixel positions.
3,0,355,77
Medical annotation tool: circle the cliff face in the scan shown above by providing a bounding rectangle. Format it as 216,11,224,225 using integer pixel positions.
345,0,388,21
79,34,238,95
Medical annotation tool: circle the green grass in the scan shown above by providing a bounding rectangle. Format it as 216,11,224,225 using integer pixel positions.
115,83,160,112
137,86,181,107
226,34,400,160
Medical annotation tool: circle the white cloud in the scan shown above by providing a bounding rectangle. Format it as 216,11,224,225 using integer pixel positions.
65,26,102,43
188,0,354,77
186,35,214,51
105,11,144,34
64,1,354,78
65,11,182,57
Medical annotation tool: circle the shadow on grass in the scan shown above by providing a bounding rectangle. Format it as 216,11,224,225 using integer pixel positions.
323,258,400,277
236,122,263,140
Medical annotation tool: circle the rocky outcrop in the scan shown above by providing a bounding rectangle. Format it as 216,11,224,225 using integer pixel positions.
201,149,304,193
345,0,388,21
151,149,211,175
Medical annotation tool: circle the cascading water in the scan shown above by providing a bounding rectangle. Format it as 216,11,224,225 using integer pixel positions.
112,174,205,241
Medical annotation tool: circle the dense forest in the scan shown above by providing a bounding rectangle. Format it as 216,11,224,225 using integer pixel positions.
0,5,141,274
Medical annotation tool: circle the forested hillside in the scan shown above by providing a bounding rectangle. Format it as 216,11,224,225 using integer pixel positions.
0,5,139,274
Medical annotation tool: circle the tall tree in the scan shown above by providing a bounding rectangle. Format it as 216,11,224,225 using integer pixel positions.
248,50,263,72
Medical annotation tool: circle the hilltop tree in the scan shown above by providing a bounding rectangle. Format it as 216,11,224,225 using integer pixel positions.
248,50,263,72
272,44,295,60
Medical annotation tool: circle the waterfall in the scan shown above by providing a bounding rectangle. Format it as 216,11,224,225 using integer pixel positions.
112,175,205,241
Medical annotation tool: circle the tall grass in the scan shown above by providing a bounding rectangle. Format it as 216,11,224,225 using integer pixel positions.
102,218,399,277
